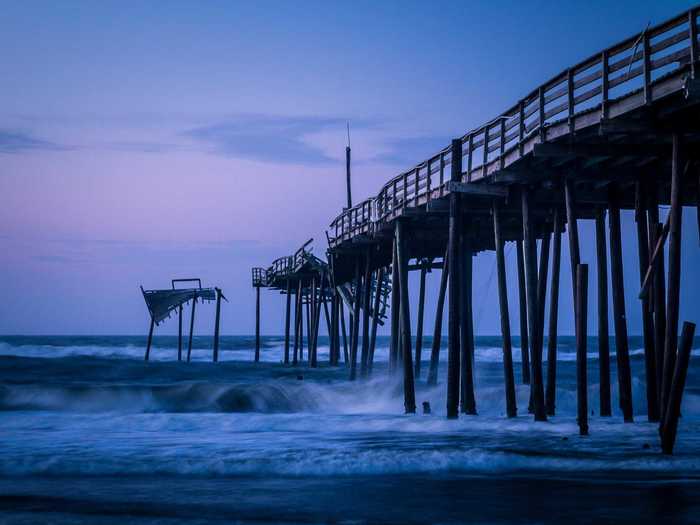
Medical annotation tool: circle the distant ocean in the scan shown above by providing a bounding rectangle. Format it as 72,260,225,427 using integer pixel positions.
1,335,699,524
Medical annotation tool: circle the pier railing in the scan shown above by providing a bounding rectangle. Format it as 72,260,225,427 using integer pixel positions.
329,7,699,248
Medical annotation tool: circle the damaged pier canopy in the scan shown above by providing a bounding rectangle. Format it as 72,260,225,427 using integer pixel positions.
141,278,226,362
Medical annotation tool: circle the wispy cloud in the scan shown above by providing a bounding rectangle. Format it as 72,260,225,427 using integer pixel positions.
103,141,187,154
0,129,70,154
371,135,451,167
183,114,348,165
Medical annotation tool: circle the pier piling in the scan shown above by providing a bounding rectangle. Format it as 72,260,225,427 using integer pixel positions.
662,134,684,420
284,282,291,364
187,296,196,362
493,201,517,417
145,317,154,361
546,207,562,416
635,181,658,421
446,139,462,419
460,229,477,415
575,264,589,436
214,288,222,363
609,185,633,422
661,321,696,454
516,239,530,385
427,249,448,386
254,286,260,363
595,209,612,417
368,267,385,374
414,263,427,379
177,305,183,362
522,186,547,421
396,220,416,413
360,248,372,376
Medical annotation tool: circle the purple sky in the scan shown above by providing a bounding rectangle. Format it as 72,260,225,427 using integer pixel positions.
2,0,699,336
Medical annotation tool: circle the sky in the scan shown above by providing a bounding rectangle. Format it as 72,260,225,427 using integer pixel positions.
1,0,699,336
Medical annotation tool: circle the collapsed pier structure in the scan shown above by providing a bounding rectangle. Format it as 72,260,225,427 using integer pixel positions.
141,278,227,362
252,239,390,368
254,7,700,453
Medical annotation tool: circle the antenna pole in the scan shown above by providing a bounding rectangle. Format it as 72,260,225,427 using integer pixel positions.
345,122,352,208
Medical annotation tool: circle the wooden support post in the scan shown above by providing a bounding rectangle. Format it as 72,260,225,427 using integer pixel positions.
494,202,517,418
177,305,183,362
299,292,305,363
311,281,321,368
305,294,311,362
396,220,416,413
652,222,667,403
662,134,684,420
339,299,349,365
648,192,666,404
293,282,301,365
144,317,155,361
284,282,292,364
639,216,671,299
368,267,385,374
697,170,700,245
516,239,531,384
528,229,550,415
447,139,462,419
360,248,372,377
414,263,427,379
661,321,696,455
546,207,562,416
536,231,551,373
635,181,659,421
390,238,400,372
565,179,581,311
428,248,448,386
187,296,197,362
310,277,318,367
460,229,477,415
330,293,338,365
254,286,260,363
322,293,331,343
522,186,547,421
350,257,362,380
575,264,589,436
214,288,222,363
609,186,634,422
595,209,612,417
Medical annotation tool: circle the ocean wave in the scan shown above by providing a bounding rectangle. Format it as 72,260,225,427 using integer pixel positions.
2,338,694,364
1,411,699,478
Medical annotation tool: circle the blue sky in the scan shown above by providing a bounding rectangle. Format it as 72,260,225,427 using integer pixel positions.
1,0,699,335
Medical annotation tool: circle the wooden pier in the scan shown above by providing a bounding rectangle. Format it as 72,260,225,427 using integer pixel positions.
253,7,700,453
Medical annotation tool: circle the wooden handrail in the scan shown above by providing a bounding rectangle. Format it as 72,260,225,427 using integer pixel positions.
327,6,700,247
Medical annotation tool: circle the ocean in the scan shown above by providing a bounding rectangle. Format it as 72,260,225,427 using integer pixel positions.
0,335,699,524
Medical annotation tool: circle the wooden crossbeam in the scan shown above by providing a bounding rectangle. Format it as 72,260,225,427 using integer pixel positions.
447,181,508,197
533,142,669,158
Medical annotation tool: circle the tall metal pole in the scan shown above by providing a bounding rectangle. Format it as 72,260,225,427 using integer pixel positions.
345,123,352,209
